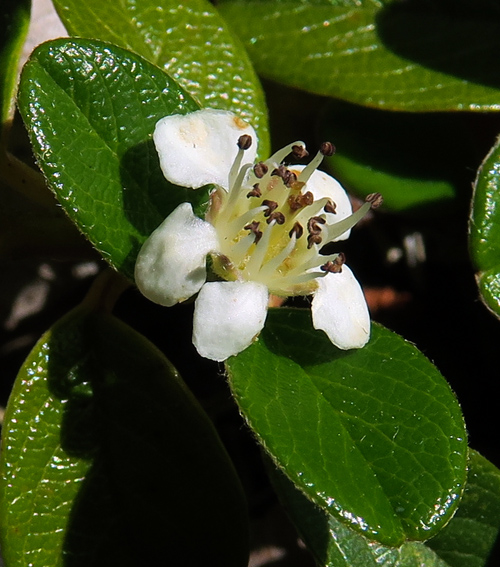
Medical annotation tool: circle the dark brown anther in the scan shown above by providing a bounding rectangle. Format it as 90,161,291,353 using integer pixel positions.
237,134,252,150
307,215,326,235
291,144,309,159
262,199,278,217
365,192,383,209
324,199,337,214
307,234,323,249
271,165,293,186
253,162,268,178
289,221,304,239
244,221,263,244
320,141,336,157
246,183,262,198
288,191,314,211
285,171,297,187
320,253,345,273
266,211,285,225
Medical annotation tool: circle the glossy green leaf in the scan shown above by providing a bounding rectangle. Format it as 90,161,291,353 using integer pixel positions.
270,450,500,567
470,135,500,316
18,39,202,280
219,0,500,111
0,0,30,133
0,306,248,567
320,101,471,212
226,308,467,546
52,0,269,155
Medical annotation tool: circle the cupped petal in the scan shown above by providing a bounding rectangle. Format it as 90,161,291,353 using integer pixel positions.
154,109,258,190
311,265,370,349
193,281,269,361
135,203,219,306
292,165,353,241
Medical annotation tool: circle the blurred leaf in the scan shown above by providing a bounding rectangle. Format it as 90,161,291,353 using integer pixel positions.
270,450,500,567
219,0,500,111
0,306,248,567
470,134,500,317
52,0,269,155
226,308,467,546
0,0,30,134
321,101,473,212
18,39,203,280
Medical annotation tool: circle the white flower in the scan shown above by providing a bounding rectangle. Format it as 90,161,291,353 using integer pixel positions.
135,109,381,361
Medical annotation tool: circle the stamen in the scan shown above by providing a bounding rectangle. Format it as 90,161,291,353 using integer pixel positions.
297,149,325,184
226,205,267,236
262,200,278,217
267,141,306,166
324,200,337,214
254,162,268,178
238,134,252,150
245,220,275,274
292,144,309,159
307,216,326,235
320,253,345,273
307,234,323,249
289,221,304,239
266,211,285,225
288,191,314,211
320,141,336,157
244,221,263,244
246,183,262,198
271,165,297,187
366,192,383,209
324,201,372,242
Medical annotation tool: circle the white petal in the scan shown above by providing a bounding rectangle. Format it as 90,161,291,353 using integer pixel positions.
154,109,258,190
135,203,218,306
311,265,370,349
293,165,353,241
193,281,268,361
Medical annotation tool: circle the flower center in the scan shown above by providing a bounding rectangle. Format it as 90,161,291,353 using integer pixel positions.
206,136,382,296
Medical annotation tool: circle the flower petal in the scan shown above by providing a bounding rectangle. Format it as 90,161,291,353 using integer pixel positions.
135,203,218,306
154,109,258,190
293,165,353,241
193,281,269,361
311,265,370,349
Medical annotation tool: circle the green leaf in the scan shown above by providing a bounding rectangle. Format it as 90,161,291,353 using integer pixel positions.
270,450,500,567
52,0,269,155
219,0,500,111
470,134,500,317
226,308,467,546
18,39,202,280
0,306,248,567
0,0,30,134
321,101,471,212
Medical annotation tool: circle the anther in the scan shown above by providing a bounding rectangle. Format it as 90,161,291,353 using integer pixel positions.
320,141,336,157
286,171,298,187
253,162,268,178
271,165,294,186
365,192,383,209
288,191,314,211
244,221,263,244
292,144,309,159
307,215,326,235
267,211,285,225
324,200,337,214
237,134,252,150
320,253,345,273
307,234,323,249
246,183,262,198
289,221,304,239
262,200,278,217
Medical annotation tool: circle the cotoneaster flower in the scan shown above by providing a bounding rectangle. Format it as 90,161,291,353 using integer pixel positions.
135,109,381,361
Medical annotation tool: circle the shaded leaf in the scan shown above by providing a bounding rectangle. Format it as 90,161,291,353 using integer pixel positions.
470,134,500,317
0,306,248,567
219,0,500,111
53,0,269,154
226,308,467,546
18,39,203,280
